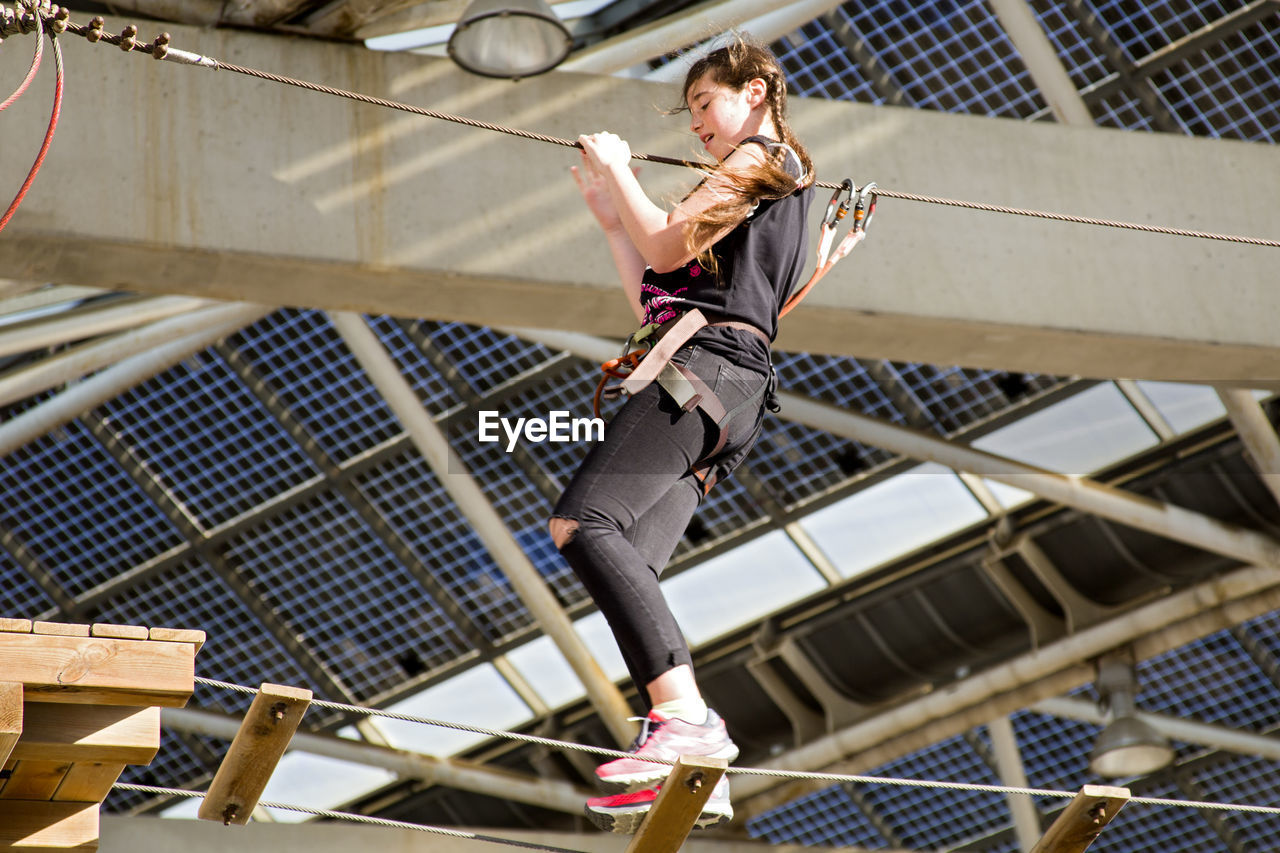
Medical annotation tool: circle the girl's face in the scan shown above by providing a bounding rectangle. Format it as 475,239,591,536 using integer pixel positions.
685,74,764,161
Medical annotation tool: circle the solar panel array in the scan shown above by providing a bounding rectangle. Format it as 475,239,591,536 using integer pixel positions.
2,0,1278,847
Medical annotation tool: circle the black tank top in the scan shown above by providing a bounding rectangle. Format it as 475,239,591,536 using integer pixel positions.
638,136,814,375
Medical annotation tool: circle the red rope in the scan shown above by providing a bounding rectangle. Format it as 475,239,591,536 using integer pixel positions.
0,32,62,234
0,5,42,112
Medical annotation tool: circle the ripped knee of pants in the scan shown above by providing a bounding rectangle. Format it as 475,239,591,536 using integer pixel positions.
548,516,579,551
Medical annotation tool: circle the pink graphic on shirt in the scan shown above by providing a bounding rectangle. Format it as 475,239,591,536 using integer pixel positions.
640,280,689,325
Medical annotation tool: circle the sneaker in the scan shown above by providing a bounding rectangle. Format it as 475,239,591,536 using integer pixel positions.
595,708,739,792
585,775,733,834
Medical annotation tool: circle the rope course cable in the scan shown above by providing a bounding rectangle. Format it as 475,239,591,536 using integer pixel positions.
3,4,1279,250
194,676,1280,816
0,1,63,235
111,782,591,853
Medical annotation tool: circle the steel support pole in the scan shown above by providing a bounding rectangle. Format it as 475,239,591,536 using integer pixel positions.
0,295,217,359
161,706,593,816
0,301,275,407
329,312,637,747
0,304,273,459
1216,388,1280,508
987,0,1094,125
502,327,1280,571
987,715,1042,853
1033,696,1280,762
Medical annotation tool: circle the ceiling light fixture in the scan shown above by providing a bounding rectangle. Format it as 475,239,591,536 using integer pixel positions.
1088,657,1175,778
447,0,572,79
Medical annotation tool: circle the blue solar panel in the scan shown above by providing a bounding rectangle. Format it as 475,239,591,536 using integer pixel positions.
748,784,888,848
775,24,883,104
96,350,321,530
90,555,317,714
1192,754,1280,850
1139,629,1280,735
834,0,1044,118
1094,91,1163,131
1028,0,1115,89
421,322,556,397
1153,19,1280,141
354,450,540,642
856,734,1010,849
0,420,184,597
0,550,55,616
1088,0,1249,62
366,315,458,415
222,490,469,700
1009,705,1102,793
228,310,402,463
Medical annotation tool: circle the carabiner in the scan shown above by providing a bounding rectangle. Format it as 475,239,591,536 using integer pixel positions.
852,181,878,233
822,178,854,229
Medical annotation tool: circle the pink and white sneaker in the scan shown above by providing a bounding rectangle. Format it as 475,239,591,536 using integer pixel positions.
595,708,738,792
585,775,733,834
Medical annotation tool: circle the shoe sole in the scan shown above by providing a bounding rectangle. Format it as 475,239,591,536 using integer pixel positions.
586,802,733,835
597,746,741,793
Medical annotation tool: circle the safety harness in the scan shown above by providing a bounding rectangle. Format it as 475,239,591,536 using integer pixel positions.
593,179,878,494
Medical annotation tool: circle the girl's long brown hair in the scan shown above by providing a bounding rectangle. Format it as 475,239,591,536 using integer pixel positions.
676,36,814,277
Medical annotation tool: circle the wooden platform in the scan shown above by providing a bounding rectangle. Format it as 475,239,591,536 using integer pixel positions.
0,619,202,851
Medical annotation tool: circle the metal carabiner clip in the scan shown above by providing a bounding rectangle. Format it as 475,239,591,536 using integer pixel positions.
822,178,854,230
852,181,878,233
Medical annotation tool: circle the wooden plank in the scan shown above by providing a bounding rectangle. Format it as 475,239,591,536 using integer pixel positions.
624,755,728,853
198,683,312,825
1031,785,1131,853
88,625,149,642
0,619,33,634
147,628,206,656
0,800,98,849
32,623,91,638
13,705,160,765
0,760,73,800
52,762,125,803
0,633,195,708
0,683,21,770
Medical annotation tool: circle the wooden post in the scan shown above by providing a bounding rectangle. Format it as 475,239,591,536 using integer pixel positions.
0,620,201,850
198,683,312,826
623,756,728,853
1030,785,1131,853
0,683,21,769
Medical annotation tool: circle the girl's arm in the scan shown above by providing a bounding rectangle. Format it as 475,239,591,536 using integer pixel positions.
571,152,647,322
579,132,767,274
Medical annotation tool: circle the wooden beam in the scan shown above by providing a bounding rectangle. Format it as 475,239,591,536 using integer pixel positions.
0,760,73,800
89,625,149,642
0,633,195,708
198,683,313,825
624,756,728,853
0,620,33,634
52,762,126,803
146,628,206,657
13,705,160,765
32,623,90,638
1031,785,1131,853
0,683,20,770
0,800,98,849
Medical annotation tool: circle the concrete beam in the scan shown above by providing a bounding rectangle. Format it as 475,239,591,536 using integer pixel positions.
1,21,1278,380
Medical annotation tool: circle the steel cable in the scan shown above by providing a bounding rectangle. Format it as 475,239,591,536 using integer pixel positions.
193,676,1280,816
0,27,61,234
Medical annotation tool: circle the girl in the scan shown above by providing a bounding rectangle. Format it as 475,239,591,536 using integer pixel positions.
548,36,814,832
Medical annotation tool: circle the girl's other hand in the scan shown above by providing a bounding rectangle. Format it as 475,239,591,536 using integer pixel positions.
578,132,632,171
571,150,639,232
